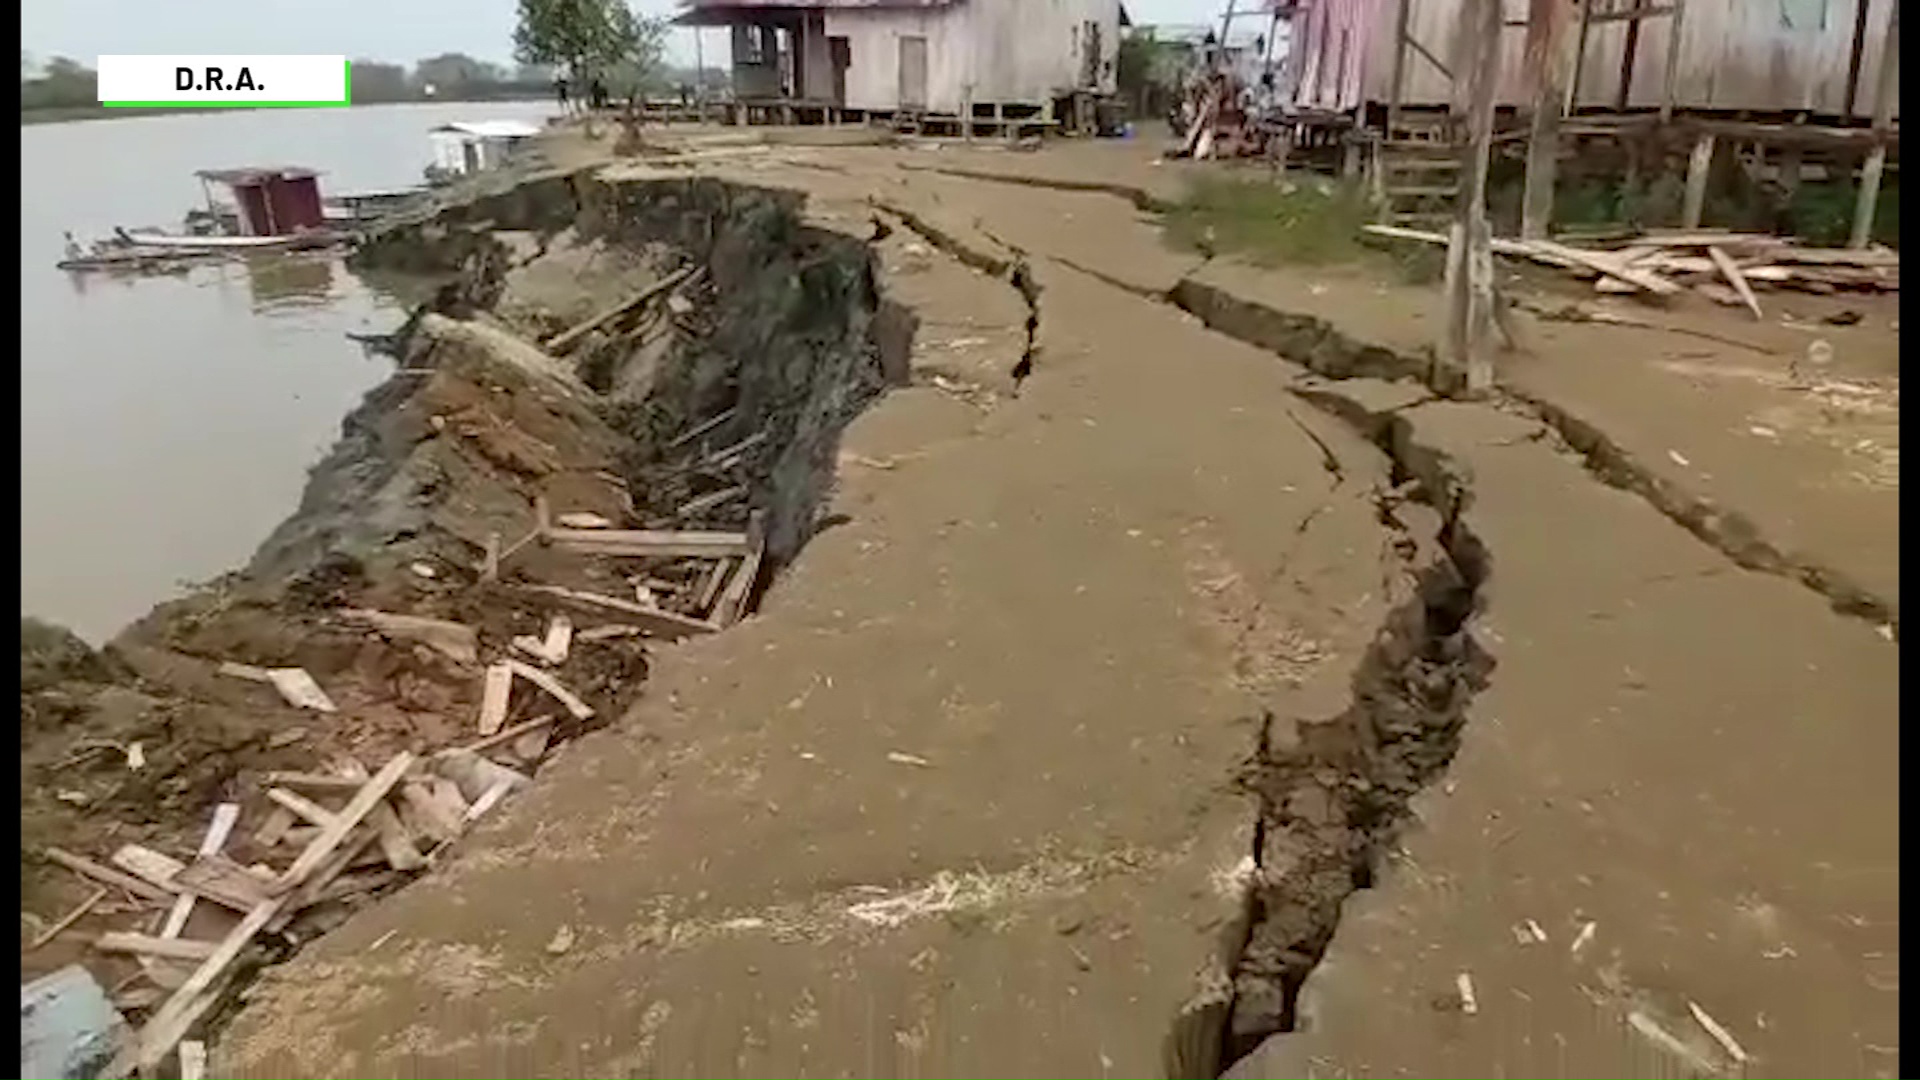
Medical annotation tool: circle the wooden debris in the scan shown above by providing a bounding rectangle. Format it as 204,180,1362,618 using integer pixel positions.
515,584,719,640
262,771,363,792
109,896,291,1077
216,661,274,683
26,886,107,952
178,1040,207,1080
337,608,480,665
503,659,595,720
556,511,614,529
266,668,338,713
94,932,218,962
41,849,169,902
1455,971,1478,1015
464,778,516,823
109,845,186,892
511,615,574,665
399,779,469,844
543,525,752,560
276,752,416,892
1687,1001,1751,1064
462,713,558,756
576,623,644,643
696,559,732,615
254,807,297,849
477,661,515,736
542,264,703,354
511,727,552,764
702,430,768,470
668,406,738,450
677,483,748,519
172,855,274,911
1706,246,1764,320
266,788,338,827
482,531,501,582
433,750,532,804
712,511,768,627
161,803,242,937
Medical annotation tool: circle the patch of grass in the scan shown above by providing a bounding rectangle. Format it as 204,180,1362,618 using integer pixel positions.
1163,175,1377,267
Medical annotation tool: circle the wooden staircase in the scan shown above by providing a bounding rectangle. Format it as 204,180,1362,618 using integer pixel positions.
1373,122,1463,228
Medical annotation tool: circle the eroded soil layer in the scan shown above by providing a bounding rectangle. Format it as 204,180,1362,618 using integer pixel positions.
19,172,906,1023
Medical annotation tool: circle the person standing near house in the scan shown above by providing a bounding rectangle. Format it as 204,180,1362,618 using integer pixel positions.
555,74,570,114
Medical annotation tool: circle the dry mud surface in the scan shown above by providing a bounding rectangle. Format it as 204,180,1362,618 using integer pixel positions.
23,127,1897,1080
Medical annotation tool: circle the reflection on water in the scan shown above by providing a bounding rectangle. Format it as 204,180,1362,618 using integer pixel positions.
20,101,557,642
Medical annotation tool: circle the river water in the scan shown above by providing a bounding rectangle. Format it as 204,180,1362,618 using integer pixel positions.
20,101,558,642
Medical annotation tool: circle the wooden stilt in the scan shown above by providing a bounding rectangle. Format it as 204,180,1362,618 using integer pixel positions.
1849,0,1899,249
1659,0,1687,122
1521,0,1575,240
1444,0,1502,398
1681,132,1715,228
962,87,974,144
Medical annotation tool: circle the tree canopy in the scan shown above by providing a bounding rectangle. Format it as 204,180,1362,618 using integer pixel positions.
513,0,665,87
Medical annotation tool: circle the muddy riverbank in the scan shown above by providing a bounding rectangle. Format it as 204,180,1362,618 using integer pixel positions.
20,166,911,1065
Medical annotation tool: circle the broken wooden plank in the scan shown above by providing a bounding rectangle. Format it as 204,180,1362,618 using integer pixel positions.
110,896,291,1077
503,659,595,720
477,661,515,736
542,263,703,353
43,848,171,903
93,932,218,962
254,806,297,849
1528,240,1683,295
482,531,502,582
556,511,614,529
262,771,363,792
110,845,186,892
464,778,517,823
462,713,559,756
696,558,732,616
712,510,768,627
216,661,274,683
1706,246,1764,320
26,887,107,952
668,406,739,450
701,430,767,470
277,752,417,892
266,788,340,828
399,779,469,844
543,526,751,560
178,1040,207,1080
1364,223,1585,270
514,584,719,640
511,615,574,665
266,668,338,713
172,855,275,911
676,483,748,520
159,803,240,940
575,623,644,643
336,609,480,665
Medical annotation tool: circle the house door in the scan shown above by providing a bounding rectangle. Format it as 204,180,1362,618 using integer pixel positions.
830,36,851,105
898,35,928,110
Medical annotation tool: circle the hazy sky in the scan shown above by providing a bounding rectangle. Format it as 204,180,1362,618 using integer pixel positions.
24,0,1236,69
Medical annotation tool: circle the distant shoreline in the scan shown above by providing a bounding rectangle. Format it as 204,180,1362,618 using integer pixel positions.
21,95,554,126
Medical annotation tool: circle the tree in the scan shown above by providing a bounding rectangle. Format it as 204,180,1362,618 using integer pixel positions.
513,0,664,86
413,52,502,95
351,60,411,102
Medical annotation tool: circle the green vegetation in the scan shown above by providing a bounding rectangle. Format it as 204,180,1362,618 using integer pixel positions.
1163,175,1377,266
513,0,667,92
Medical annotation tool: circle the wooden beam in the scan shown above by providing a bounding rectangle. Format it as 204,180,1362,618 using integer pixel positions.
1843,0,1873,118
1681,132,1716,228
1387,0,1413,131
541,264,702,354
1522,0,1576,240
1849,0,1899,250
1615,0,1648,112
1566,0,1595,114
1443,0,1503,397
1404,33,1453,82
543,525,751,560
1658,0,1687,122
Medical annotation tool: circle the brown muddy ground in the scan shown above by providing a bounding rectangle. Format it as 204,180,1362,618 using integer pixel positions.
28,121,1896,1079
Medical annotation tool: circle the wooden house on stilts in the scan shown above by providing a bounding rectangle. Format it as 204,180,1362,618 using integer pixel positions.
1272,0,1899,247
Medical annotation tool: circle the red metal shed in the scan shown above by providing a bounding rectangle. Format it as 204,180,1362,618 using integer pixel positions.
195,167,327,237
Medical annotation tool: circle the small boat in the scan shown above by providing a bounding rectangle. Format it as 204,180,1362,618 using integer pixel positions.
114,227,312,251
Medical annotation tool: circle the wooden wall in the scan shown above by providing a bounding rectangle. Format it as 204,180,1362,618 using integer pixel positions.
1287,0,1900,119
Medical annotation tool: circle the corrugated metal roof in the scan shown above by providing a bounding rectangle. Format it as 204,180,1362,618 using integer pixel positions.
675,0,956,24
430,120,543,139
195,166,321,185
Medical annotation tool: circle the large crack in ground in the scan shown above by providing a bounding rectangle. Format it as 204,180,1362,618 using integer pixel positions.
854,207,1498,1079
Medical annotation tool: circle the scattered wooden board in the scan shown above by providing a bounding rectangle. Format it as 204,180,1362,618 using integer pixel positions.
267,668,338,713
94,932,218,962
503,659,595,720
109,845,186,892
712,511,768,627
178,1040,207,1080
677,483,748,519
399,779,469,844
542,264,702,354
276,752,416,892
44,847,171,903
110,896,291,1077
337,609,479,665
462,713,558,756
266,788,339,827
216,661,274,683
1707,246,1764,319
544,526,752,559
26,886,107,952
511,615,573,665
477,661,515,736
160,803,239,939
172,855,274,911
515,584,719,640
1529,240,1683,295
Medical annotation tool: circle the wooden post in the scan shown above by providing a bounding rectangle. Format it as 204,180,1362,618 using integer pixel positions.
1521,0,1575,240
1659,0,1686,122
1444,0,1502,397
962,86,974,144
1843,0,1873,118
1615,3,1646,111
1565,0,1594,114
1386,0,1412,133
1849,0,1899,249
1681,131,1715,228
